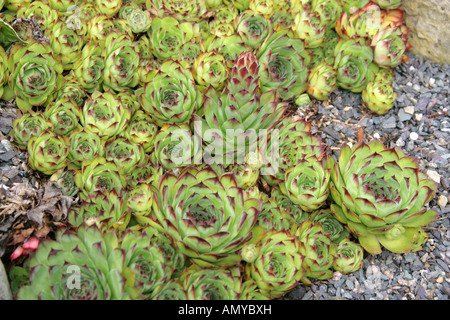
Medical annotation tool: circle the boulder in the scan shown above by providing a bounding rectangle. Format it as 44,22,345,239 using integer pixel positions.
402,1,450,64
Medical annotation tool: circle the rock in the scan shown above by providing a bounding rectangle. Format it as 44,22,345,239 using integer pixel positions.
404,106,415,115
437,195,448,209
381,116,397,129
402,1,450,64
398,109,412,122
426,170,442,184
409,132,419,141
0,260,12,300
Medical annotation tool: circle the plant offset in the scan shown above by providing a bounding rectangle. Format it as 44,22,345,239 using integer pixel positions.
1,0,438,300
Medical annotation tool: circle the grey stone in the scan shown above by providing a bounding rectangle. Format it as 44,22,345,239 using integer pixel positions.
398,108,413,122
0,260,12,300
381,116,397,129
403,0,450,64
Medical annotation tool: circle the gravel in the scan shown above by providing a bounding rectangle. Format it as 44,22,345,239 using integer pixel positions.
0,52,449,300
287,51,450,300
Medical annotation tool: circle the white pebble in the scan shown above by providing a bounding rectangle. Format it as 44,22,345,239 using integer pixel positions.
373,132,381,139
409,132,419,141
404,106,415,115
1,140,12,152
426,170,441,184
437,195,448,209
415,113,423,121
429,78,436,86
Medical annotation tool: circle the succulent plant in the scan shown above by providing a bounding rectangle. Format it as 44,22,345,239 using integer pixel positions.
74,157,127,200
95,0,123,16
8,40,64,112
140,59,201,126
362,68,397,115
71,40,106,93
122,110,158,153
334,38,378,93
45,20,84,70
192,51,229,93
371,0,401,10
371,26,409,68
16,1,59,30
194,51,288,163
260,116,326,186
102,32,140,92
12,111,52,150
294,218,337,284
279,155,332,212
148,17,195,61
242,230,305,298
86,14,116,45
126,7,152,33
340,0,370,13
151,280,188,300
151,165,261,266
67,129,105,170
329,140,438,254
81,90,131,141
311,0,342,28
44,98,83,136
292,7,327,49
180,265,242,300
55,76,88,108
332,239,364,274
257,29,311,100
236,10,272,49
152,123,202,170
28,129,70,175
307,60,337,101
310,208,349,244
104,137,146,175
49,169,80,197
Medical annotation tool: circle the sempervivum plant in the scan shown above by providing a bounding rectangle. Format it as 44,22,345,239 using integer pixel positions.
67,129,105,170
307,60,338,101
55,75,88,108
0,46,8,99
122,110,158,153
242,230,305,298
371,0,401,9
329,140,438,254
68,189,131,230
148,17,195,61
152,123,202,170
180,265,242,300
103,32,140,92
332,239,365,274
362,68,397,115
292,7,327,49
140,59,201,126
279,156,332,212
28,129,70,175
192,51,229,93
49,169,80,197
81,90,131,141
71,40,106,93
257,29,311,101
371,26,410,68
261,116,327,186
194,51,288,163
104,137,146,175
236,10,272,49
74,157,127,199
333,38,379,93
310,209,350,244
151,165,262,267
126,6,152,33
43,98,83,136
294,218,337,285
95,0,123,16
45,20,84,70
9,225,137,300
8,40,64,112
16,1,59,31
12,111,52,150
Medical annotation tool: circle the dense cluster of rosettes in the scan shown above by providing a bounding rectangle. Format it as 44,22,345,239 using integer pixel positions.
2,0,438,300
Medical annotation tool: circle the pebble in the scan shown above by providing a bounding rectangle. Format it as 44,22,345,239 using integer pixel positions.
410,132,419,141
426,170,442,184
437,195,448,209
